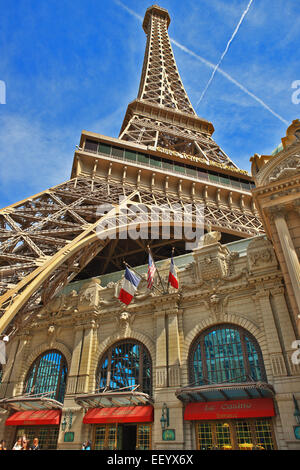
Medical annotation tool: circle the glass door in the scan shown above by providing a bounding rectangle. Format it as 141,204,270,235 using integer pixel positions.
94,424,118,450
196,419,276,450
215,422,233,450
136,424,152,450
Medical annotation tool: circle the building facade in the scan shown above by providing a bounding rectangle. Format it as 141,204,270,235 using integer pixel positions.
0,5,299,451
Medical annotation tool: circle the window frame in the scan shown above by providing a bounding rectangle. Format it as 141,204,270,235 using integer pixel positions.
188,324,266,386
96,339,152,396
23,349,68,403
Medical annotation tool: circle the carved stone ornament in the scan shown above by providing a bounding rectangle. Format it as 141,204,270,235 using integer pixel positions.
116,310,136,334
193,241,239,282
268,154,300,183
247,237,278,272
201,292,230,321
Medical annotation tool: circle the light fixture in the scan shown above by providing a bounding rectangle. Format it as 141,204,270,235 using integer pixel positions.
68,410,73,430
160,403,169,430
61,415,67,432
293,395,300,424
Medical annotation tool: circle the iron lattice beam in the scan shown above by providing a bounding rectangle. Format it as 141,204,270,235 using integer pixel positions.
0,174,263,336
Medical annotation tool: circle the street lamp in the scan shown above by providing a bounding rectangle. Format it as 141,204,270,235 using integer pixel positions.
293,395,300,424
160,403,169,429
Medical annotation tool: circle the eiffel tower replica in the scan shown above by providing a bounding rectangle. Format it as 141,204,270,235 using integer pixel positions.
0,5,263,336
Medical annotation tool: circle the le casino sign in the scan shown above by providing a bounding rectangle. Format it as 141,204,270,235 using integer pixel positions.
184,398,275,420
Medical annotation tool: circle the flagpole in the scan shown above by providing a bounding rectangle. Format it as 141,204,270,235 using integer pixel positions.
147,245,167,294
123,261,163,295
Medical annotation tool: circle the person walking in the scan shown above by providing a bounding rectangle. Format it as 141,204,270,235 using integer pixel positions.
81,440,91,450
0,439,7,450
21,439,30,450
12,437,22,450
30,438,40,450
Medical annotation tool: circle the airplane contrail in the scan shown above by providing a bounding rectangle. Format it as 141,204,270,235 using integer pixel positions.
197,0,254,107
114,0,289,126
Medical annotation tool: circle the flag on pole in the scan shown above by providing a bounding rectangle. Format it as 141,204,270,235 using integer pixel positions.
119,266,141,305
147,253,156,289
168,255,179,289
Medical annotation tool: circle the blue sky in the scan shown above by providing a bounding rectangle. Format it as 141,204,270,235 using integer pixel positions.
0,0,299,208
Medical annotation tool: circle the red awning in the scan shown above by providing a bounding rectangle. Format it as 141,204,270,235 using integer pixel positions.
184,398,275,421
6,410,61,426
83,405,154,424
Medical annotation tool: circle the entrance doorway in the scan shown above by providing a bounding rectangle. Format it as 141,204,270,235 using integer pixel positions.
93,423,151,450
121,424,137,450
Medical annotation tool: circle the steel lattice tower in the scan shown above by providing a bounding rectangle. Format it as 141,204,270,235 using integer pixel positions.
0,5,263,336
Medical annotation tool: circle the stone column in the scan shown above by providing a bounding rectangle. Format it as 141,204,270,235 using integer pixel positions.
270,286,297,349
7,331,32,397
167,308,181,388
273,212,300,313
78,320,97,393
254,289,287,377
65,325,85,395
154,310,167,388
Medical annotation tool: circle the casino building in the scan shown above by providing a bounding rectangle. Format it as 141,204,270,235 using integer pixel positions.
0,5,299,451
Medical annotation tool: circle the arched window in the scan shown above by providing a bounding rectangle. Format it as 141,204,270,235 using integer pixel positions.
189,325,266,386
24,350,68,403
96,340,152,396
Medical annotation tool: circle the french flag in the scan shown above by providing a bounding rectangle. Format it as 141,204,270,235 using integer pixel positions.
168,256,179,289
119,266,141,305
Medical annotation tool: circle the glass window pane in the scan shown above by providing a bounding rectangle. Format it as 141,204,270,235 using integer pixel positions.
255,419,274,450
85,139,98,153
174,163,186,174
125,150,137,162
231,179,241,188
215,422,232,450
196,423,214,450
208,174,219,183
137,153,149,164
137,424,151,450
150,156,162,168
191,326,264,386
197,170,208,180
162,160,173,171
98,143,111,155
236,421,253,450
111,146,124,159
97,341,152,395
186,165,197,177
219,176,229,186
240,181,250,190
24,350,68,403
16,426,59,450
